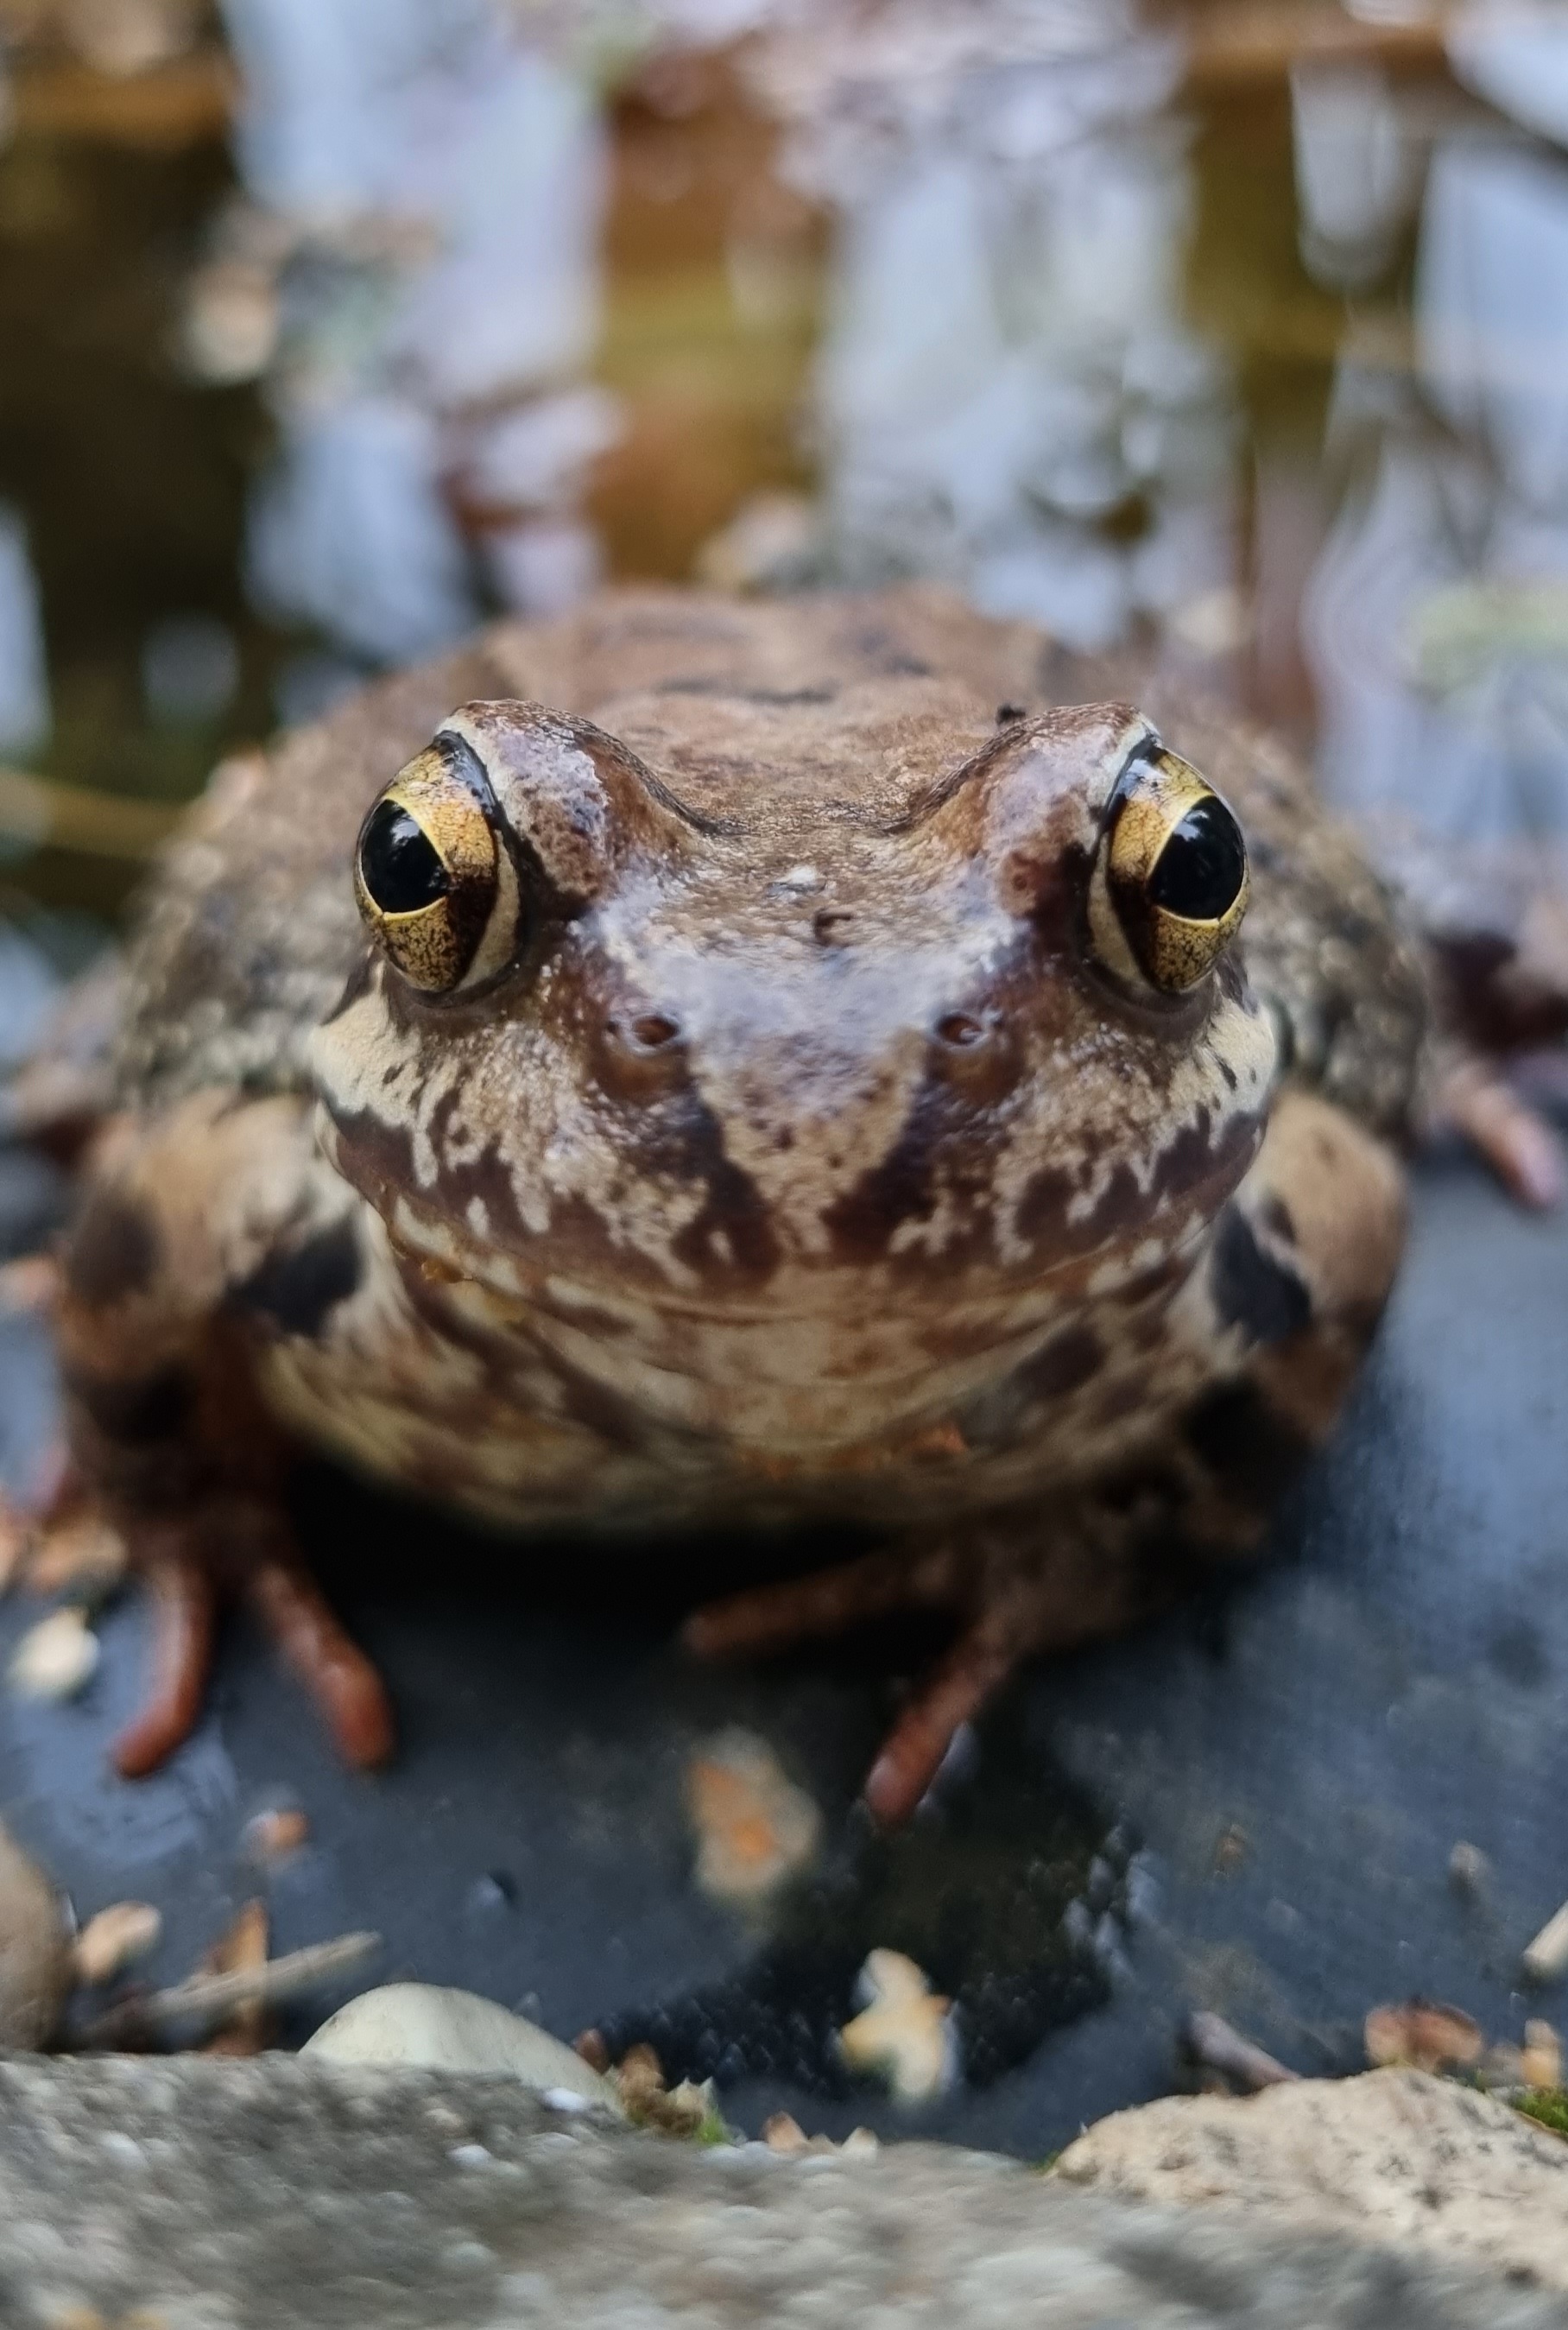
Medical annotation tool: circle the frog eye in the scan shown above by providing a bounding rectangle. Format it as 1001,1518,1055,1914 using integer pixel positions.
354,736,521,995
1094,747,1249,994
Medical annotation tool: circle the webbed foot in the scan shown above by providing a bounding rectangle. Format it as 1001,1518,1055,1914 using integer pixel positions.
684,1535,1122,1826
5,1478,395,1778
114,1505,395,1777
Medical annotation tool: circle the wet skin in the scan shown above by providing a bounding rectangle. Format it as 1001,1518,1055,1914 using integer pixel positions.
48,587,1424,1820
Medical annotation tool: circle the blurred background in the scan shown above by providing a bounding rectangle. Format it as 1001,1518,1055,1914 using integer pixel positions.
2,0,1568,2159
2,0,1567,937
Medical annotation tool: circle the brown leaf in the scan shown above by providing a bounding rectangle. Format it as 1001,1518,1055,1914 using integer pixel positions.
199,1899,269,2055
1364,1998,1483,2074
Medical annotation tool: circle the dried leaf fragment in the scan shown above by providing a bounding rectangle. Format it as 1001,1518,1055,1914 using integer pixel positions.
762,2112,879,2157
73,1902,162,1987
1524,2019,1564,2090
1364,1998,1483,2074
242,1808,310,1863
838,1947,955,2103
609,2042,723,2138
686,1729,820,1906
199,1899,269,2056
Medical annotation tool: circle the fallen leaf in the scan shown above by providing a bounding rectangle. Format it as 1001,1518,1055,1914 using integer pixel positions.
73,1902,162,1987
1364,1998,1483,2074
838,1947,955,2103
241,1808,309,1864
686,1729,820,1906
199,1899,269,2056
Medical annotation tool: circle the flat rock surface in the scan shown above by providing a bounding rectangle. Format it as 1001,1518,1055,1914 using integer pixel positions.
1059,2067,1568,2289
1,2055,1565,2330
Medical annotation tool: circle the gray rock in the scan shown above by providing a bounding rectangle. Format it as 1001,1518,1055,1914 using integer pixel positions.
0,1820,68,2048
302,1981,621,2112
1057,2066,1568,2290
0,2055,1564,2329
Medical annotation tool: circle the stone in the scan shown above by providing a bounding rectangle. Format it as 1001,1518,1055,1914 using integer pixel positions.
1056,2066,1568,2289
0,1819,70,2047
0,2055,1561,2329
302,1981,622,2112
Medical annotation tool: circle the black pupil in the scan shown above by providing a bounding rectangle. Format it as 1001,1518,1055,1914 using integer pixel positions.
1147,796,1246,921
359,801,449,915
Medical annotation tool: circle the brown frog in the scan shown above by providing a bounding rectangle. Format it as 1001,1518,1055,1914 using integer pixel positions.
29,587,1426,1822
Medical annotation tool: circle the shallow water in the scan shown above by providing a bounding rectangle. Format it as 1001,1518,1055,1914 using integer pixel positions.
3,0,1567,908
2,0,1568,2150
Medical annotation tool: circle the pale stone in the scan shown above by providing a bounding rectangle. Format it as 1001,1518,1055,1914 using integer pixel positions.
9,1606,98,1699
302,1981,622,2113
1056,2066,1568,2289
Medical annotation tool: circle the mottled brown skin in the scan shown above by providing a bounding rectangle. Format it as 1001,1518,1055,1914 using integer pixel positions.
49,588,1424,1820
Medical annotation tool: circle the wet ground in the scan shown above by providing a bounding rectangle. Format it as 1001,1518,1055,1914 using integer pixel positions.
2,0,1568,2160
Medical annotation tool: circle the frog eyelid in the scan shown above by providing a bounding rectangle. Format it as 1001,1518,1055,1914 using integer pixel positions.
355,731,531,999
1086,736,1250,997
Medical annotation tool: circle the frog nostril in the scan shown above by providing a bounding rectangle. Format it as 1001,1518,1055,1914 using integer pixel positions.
628,1011,681,1051
935,1012,986,1049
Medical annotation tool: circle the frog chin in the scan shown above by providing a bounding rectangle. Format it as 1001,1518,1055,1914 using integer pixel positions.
346,1164,1225,1457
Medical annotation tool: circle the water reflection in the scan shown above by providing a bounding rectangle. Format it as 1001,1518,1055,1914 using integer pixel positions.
1305,72,1568,860
0,506,49,757
1,0,1567,884
205,0,616,691
763,3,1237,651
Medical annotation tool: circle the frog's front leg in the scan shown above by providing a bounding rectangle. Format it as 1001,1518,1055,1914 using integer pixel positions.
687,1089,1407,1824
54,1091,394,1777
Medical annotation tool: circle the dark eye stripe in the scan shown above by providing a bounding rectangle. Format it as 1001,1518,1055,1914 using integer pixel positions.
1148,797,1246,922
359,801,450,915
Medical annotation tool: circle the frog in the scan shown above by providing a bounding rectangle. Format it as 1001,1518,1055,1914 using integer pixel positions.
22,585,1428,1824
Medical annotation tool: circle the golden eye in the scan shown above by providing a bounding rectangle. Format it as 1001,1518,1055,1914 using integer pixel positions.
354,736,517,994
1097,748,1249,994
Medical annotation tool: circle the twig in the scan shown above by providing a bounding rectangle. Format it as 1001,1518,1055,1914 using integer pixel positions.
0,764,180,863
1524,1900,1568,1985
1185,2010,1299,2093
72,1929,379,2050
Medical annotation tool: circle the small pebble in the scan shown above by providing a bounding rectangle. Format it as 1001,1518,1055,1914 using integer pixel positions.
73,1901,162,1986
10,1607,98,1700
1524,1900,1568,1985
448,2143,492,2169
838,1947,956,2103
242,1808,310,1863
